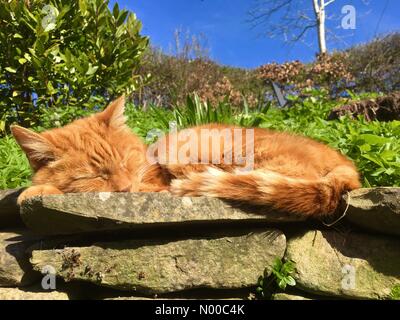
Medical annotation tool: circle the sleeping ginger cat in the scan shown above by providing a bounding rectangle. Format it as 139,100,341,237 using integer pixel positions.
11,96,361,217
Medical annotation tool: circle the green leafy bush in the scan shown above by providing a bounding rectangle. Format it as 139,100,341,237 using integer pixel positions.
0,0,148,132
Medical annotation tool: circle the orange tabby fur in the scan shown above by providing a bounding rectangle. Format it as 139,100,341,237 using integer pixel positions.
157,124,361,216
12,96,361,217
12,96,169,204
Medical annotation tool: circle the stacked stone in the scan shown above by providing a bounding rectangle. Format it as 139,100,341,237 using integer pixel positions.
0,188,399,300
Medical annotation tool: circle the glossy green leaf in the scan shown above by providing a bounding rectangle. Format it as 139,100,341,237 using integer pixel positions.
5,67,17,73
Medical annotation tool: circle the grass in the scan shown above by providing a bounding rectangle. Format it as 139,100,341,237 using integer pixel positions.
169,94,271,128
1,89,399,189
0,135,32,189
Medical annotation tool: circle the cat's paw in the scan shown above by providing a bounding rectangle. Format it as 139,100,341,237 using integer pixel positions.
17,185,63,205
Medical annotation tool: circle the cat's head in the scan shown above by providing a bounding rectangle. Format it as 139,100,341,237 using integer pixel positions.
11,96,147,193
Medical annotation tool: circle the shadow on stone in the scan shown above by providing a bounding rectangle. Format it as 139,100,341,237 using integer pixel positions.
1,230,41,287
0,189,24,229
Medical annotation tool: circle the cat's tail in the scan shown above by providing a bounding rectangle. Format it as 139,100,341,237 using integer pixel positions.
170,166,361,217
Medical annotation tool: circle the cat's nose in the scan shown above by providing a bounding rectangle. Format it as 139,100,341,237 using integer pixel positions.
119,184,132,192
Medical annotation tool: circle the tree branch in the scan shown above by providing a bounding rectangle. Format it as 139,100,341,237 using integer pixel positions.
323,0,336,8
247,0,331,53
248,0,294,23
312,0,320,14
291,23,318,42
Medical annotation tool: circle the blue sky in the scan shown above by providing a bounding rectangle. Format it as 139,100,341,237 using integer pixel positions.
109,0,400,69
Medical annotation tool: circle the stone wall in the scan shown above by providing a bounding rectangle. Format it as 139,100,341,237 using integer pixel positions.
0,188,399,300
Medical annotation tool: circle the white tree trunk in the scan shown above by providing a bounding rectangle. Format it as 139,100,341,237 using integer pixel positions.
318,0,327,54
313,0,328,54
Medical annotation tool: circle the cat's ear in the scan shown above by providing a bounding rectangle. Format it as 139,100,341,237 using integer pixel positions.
10,125,55,171
98,95,127,128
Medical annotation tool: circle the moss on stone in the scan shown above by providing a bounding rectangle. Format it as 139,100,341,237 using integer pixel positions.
31,230,286,294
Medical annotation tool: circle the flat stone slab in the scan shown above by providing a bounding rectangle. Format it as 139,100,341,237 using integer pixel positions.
0,230,41,287
31,230,286,294
21,192,305,235
272,293,311,300
0,286,68,300
285,230,400,299
345,188,400,236
0,189,24,228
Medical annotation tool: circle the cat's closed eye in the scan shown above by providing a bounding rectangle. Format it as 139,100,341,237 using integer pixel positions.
100,169,111,179
74,174,106,181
